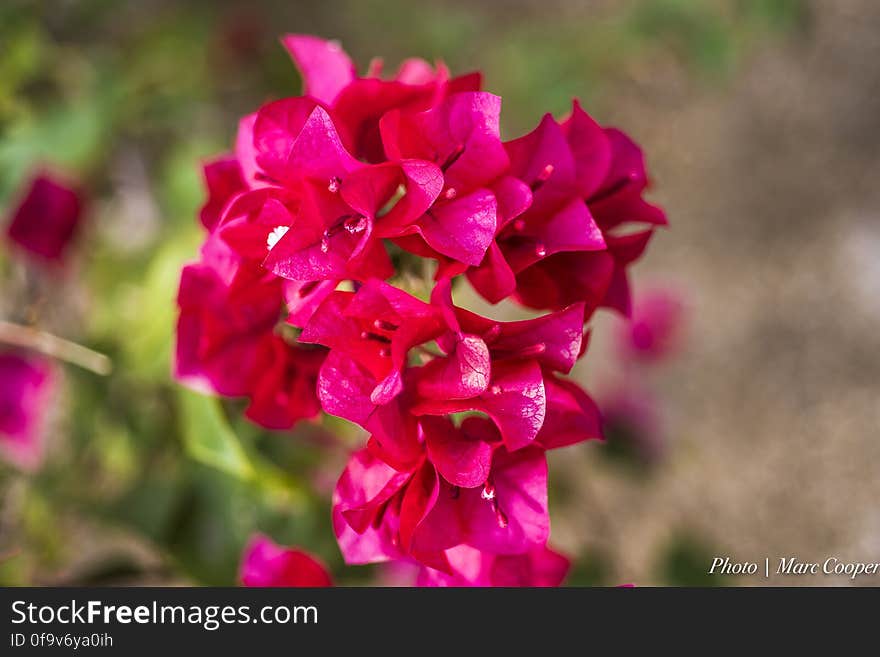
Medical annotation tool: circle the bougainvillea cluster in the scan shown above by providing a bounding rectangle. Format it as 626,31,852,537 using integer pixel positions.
177,35,666,586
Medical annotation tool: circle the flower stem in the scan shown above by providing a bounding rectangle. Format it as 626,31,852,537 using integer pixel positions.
0,320,112,375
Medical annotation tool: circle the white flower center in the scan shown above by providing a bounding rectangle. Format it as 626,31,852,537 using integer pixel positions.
266,225,289,251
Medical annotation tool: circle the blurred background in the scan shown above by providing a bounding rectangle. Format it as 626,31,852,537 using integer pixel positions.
1,0,878,586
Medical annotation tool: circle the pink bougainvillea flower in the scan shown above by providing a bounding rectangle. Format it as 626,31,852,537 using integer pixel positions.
307,276,596,454
380,91,509,194
175,232,325,430
481,102,665,314
240,534,332,587
175,232,282,398
332,448,408,565
615,286,686,363
281,34,481,163
409,279,592,451
412,358,546,452
5,172,83,263
0,351,56,471
333,429,551,571
241,105,454,282
302,279,446,405
243,336,325,430
175,33,669,587
417,543,570,587
437,441,550,555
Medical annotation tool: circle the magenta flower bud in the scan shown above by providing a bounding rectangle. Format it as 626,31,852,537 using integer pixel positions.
6,172,83,263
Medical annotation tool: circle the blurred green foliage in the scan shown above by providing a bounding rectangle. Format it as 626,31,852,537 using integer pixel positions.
658,533,729,586
0,0,803,585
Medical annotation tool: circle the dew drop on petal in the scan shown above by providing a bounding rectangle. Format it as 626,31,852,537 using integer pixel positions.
490,384,503,396
443,187,457,200
534,242,547,258
373,319,397,332
266,225,289,251
328,177,341,193
538,163,554,181
320,232,330,253
481,483,496,501
519,342,546,358
344,215,367,234
495,507,509,529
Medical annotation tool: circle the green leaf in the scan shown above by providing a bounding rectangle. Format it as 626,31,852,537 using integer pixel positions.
177,388,254,480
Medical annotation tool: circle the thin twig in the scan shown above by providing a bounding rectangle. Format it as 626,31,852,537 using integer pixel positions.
0,320,112,375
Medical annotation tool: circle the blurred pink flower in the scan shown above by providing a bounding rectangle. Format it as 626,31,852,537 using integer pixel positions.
0,350,56,471
239,534,332,587
5,172,83,263
615,286,685,363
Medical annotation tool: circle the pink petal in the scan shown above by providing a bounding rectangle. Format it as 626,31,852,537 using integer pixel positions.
281,35,356,105
514,250,615,313
399,461,440,551
284,106,361,182
466,241,517,305
381,92,508,192
503,197,605,273
422,415,492,488
468,302,586,374
505,113,577,198
373,160,445,237
316,350,378,425
262,183,378,282
252,97,320,183
478,360,546,451
537,374,603,449
240,534,332,587
243,338,324,430
413,360,546,452
416,333,491,400
561,99,612,198
235,113,262,187
416,189,496,266
333,449,407,564
490,545,570,586
589,128,667,229
199,157,246,231
463,446,549,554
284,279,337,328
